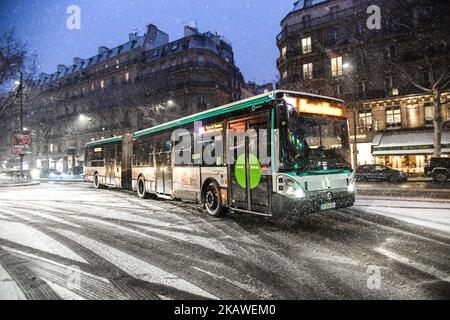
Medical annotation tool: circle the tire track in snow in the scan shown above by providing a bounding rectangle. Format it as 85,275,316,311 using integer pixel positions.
0,246,60,300
53,228,218,300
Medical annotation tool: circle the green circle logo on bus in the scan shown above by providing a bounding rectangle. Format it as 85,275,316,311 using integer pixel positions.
235,154,262,189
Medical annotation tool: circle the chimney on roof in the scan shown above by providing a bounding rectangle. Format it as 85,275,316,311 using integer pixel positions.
143,24,169,50
98,46,109,55
73,57,84,65
57,65,67,73
129,32,138,41
184,25,199,37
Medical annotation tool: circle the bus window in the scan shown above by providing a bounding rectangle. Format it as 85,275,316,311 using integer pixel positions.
134,141,152,167
87,146,105,167
164,138,172,166
104,145,116,165
116,144,122,166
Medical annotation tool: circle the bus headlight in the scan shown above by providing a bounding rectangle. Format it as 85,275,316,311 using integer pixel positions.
284,178,306,199
295,188,306,198
348,181,355,193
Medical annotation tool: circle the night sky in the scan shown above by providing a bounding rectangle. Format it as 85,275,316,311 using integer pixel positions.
0,0,293,84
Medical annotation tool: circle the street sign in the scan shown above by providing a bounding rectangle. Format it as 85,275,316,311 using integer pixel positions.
12,130,32,155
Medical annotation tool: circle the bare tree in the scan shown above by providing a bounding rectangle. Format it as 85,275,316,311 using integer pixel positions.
0,30,26,86
29,103,59,170
358,2,450,157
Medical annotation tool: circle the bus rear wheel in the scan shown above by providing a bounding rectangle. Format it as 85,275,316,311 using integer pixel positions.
93,173,104,189
204,182,226,217
137,176,148,199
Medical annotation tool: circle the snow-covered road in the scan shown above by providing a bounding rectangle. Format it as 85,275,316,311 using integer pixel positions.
0,183,449,300
355,198,450,234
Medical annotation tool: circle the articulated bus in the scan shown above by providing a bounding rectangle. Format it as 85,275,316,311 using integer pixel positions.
84,90,355,217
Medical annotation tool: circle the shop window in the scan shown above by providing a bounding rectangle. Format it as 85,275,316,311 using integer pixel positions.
386,106,401,128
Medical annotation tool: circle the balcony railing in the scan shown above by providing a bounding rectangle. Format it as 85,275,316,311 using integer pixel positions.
277,4,365,43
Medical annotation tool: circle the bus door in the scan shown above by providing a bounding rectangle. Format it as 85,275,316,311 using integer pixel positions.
105,145,116,186
155,138,173,196
228,116,271,214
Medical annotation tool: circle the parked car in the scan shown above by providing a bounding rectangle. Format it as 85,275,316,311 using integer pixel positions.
39,169,62,179
425,157,450,182
355,165,408,182
67,166,83,176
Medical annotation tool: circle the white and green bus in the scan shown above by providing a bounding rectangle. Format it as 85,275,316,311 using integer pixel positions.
84,90,355,217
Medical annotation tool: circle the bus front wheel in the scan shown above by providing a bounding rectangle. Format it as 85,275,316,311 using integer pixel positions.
203,182,226,217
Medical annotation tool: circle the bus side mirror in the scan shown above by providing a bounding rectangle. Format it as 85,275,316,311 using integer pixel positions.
276,102,289,128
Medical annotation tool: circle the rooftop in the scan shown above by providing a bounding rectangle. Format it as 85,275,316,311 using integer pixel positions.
292,0,328,11
37,24,233,87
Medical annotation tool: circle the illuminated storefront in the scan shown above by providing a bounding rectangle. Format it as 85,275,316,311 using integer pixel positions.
372,131,450,175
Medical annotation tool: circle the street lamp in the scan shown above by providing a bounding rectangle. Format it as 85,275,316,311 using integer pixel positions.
79,114,89,122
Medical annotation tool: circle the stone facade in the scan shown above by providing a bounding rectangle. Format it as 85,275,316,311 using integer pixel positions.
0,24,245,172
277,0,450,174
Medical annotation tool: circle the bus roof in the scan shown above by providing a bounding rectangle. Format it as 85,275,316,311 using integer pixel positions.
86,135,123,147
133,90,345,139
86,90,345,145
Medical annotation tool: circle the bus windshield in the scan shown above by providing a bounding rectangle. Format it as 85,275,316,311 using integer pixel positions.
281,111,352,174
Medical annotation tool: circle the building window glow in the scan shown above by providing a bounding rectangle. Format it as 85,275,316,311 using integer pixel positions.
281,46,287,59
359,110,373,133
125,72,130,82
282,70,288,79
302,36,312,54
302,63,313,80
386,106,401,128
331,56,343,77
100,80,105,89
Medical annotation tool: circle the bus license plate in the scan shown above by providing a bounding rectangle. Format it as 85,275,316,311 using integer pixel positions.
320,202,336,211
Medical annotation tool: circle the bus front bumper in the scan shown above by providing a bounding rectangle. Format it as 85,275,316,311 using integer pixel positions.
272,190,355,217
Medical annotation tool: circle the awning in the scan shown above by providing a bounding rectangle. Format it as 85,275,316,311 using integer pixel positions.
372,131,450,156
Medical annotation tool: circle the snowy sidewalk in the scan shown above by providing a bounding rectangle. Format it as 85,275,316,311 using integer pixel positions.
355,198,450,234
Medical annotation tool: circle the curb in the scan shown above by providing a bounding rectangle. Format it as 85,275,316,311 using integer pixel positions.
0,182,41,188
38,179,85,183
